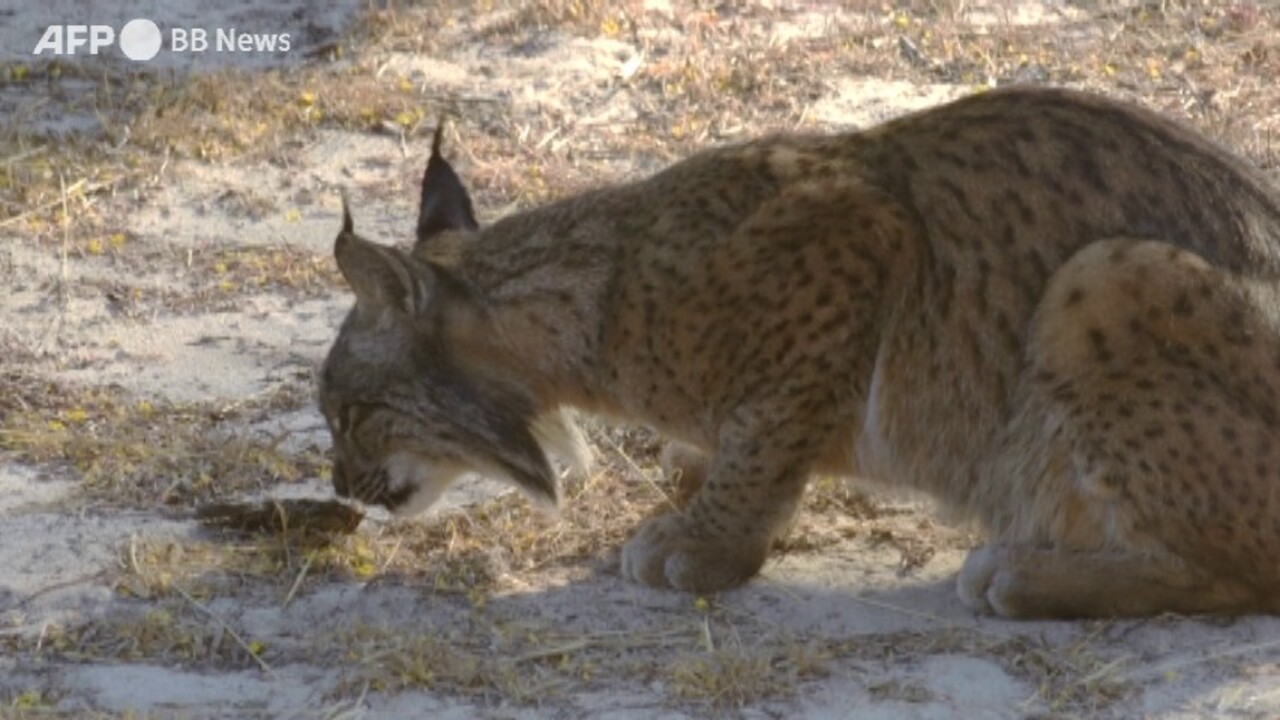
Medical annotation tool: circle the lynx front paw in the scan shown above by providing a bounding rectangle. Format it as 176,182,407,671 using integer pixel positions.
620,513,767,591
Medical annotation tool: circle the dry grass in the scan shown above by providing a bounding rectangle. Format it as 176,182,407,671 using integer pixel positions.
65,243,345,320
5,1,1275,242
0,412,907,709
878,1,1280,166
814,625,1135,712
114,530,379,601
331,623,607,702
0,499,1127,714
184,244,346,304
0,371,324,507
668,641,832,707
1012,632,1134,713
26,604,265,670
82,422,684,599
365,431,672,591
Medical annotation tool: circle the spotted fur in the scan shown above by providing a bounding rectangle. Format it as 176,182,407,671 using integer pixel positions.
319,88,1280,617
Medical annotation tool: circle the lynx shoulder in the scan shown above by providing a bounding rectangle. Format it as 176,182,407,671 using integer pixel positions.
319,87,1280,618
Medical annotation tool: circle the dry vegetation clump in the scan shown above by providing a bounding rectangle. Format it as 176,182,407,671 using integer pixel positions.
313,612,1133,710
0,371,324,507
323,589,832,707
1000,624,1135,713
115,422,689,600
52,242,346,319
184,245,346,302
871,0,1279,167
815,625,1135,713
0,130,159,249
331,623,599,702
668,640,833,708
23,603,267,670
114,527,389,606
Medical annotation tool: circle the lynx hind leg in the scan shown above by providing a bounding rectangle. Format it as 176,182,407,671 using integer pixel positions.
968,239,1280,617
958,545,1261,618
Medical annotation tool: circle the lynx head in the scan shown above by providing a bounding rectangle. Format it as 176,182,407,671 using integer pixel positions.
318,126,572,517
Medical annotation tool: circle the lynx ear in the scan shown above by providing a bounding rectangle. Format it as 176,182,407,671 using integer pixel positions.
335,202,436,315
417,122,479,248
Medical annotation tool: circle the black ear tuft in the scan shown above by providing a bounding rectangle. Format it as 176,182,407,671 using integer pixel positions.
430,120,444,157
417,121,479,248
340,190,354,236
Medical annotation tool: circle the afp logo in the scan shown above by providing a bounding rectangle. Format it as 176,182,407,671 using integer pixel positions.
33,19,163,62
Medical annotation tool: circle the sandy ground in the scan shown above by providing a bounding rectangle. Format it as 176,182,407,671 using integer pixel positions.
3,1,1280,718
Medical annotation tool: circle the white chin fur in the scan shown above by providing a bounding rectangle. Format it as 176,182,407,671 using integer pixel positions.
384,452,461,518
